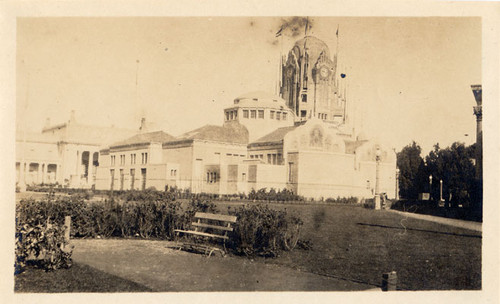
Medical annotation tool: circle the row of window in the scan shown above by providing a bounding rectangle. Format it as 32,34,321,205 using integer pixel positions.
249,153,283,165
226,153,246,158
225,109,289,121
170,169,177,177
243,109,288,121
207,171,218,183
110,153,148,166
225,110,238,121
318,113,328,120
110,168,147,191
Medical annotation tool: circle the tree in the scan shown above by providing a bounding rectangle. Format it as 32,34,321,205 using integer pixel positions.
425,142,476,208
397,141,425,199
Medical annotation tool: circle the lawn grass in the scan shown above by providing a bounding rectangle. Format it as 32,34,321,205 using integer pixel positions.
14,199,481,291
248,203,481,290
15,262,152,293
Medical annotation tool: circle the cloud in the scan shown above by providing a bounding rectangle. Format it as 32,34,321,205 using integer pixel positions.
279,16,313,38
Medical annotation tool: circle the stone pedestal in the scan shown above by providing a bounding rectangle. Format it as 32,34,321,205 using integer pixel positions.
374,195,381,210
382,271,398,291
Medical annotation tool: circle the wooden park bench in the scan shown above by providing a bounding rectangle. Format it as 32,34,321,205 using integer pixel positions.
174,212,237,257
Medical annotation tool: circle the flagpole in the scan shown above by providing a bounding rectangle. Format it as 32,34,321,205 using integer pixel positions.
336,24,339,55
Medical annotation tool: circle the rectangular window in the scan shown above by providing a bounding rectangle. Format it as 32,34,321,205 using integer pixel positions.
258,110,264,119
111,155,116,166
243,110,249,118
234,111,238,119
282,113,287,120
230,111,234,120
130,169,135,189
270,111,275,119
226,111,230,121
272,154,277,165
301,110,307,118
207,171,218,183
276,112,281,120
110,169,115,190
242,173,246,181
288,162,293,183
250,110,256,118
302,94,307,102
141,168,147,190
144,153,148,164
267,154,272,164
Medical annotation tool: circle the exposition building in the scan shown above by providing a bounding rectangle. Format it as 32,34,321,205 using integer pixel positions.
16,35,396,199
91,35,397,199
16,111,136,189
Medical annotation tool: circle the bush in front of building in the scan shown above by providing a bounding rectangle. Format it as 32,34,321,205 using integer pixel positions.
247,188,304,202
16,192,308,263
324,196,359,204
15,195,73,273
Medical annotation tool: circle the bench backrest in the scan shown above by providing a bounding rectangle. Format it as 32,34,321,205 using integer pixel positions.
194,212,237,224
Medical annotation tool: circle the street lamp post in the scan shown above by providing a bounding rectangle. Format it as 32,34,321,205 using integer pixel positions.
374,148,382,210
395,168,400,200
439,179,443,201
429,175,433,200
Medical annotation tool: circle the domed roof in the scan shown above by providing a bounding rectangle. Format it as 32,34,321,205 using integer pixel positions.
235,91,284,102
356,132,369,141
233,91,289,110
292,36,330,61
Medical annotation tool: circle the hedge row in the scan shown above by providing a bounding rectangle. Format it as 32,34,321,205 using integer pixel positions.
15,193,306,271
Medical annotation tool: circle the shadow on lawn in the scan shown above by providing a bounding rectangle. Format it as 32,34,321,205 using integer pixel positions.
15,262,153,293
356,223,482,239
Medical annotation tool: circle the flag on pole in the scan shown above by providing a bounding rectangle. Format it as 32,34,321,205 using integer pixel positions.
275,26,283,37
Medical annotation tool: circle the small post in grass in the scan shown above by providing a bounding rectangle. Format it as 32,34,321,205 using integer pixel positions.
381,271,397,291
64,216,71,243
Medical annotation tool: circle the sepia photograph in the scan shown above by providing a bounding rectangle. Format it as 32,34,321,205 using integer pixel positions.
2,1,499,303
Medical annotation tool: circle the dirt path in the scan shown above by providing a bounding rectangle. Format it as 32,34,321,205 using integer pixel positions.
71,239,374,292
387,210,482,232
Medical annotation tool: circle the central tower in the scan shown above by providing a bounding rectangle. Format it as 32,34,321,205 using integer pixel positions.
280,36,346,124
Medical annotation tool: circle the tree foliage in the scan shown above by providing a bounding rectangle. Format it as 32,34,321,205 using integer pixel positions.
425,142,477,208
397,141,426,199
397,141,481,217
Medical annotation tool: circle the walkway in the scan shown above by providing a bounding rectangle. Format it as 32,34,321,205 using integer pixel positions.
387,209,482,232
71,239,375,292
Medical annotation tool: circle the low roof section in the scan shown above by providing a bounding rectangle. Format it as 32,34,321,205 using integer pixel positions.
109,131,176,150
176,122,249,145
248,125,297,148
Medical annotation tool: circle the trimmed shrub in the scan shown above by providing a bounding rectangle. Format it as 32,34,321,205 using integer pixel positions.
248,188,304,202
325,196,359,204
229,204,303,257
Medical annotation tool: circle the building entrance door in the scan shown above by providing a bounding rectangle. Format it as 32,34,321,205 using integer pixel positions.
120,169,124,190
141,168,147,190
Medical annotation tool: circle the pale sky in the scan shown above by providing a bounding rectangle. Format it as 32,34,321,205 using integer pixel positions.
16,17,481,153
